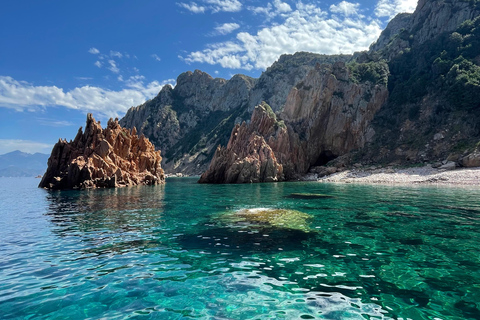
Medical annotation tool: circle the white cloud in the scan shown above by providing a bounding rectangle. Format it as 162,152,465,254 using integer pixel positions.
94,61,102,68
214,22,240,35
205,0,242,13
375,0,417,19
0,139,53,154
151,54,162,61
273,0,292,13
178,0,241,13
107,60,120,73
178,2,206,13
110,50,123,58
248,0,292,18
88,47,100,54
330,1,360,16
183,1,383,70
0,76,176,119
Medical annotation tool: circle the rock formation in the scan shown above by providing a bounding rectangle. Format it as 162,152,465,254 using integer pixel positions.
199,102,286,183
120,0,480,181
119,53,352,175
39,114,165,190
200,61,388,183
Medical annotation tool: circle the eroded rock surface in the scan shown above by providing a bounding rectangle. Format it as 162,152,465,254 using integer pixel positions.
200,61,388,183
39,114,165,190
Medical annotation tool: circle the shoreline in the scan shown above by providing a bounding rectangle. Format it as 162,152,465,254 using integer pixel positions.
312,165,480,187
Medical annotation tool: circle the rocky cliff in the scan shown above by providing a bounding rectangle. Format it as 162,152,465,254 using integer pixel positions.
39,114,165,190
119,53,352,175
200,0,480,183
120,0,480,182
200,61,388,183
371,0,480,59
364,0,480,166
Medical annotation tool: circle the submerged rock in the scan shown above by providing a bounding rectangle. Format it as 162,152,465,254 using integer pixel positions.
218,207,312,233
39,114,165,190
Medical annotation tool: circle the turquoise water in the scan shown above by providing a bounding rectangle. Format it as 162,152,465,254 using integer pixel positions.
1,177,480,319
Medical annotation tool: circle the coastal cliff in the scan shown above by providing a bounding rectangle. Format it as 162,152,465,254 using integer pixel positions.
199,61,388,183
119,53,352,175
39,114,165,190
119,0,480,182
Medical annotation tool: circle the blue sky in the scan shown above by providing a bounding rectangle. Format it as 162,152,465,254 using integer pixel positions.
0,0,417,154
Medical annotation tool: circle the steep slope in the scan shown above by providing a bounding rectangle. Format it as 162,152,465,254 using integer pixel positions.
200,0,480,183
200,61,388,183
119,53,352,175
363,0,480,165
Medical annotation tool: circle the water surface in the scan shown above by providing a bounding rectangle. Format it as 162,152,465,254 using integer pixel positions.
1,177,479,319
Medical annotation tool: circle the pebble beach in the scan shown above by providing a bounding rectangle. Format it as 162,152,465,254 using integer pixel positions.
317,165,480,186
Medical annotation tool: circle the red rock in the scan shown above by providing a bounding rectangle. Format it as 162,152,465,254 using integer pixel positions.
39,114,165,190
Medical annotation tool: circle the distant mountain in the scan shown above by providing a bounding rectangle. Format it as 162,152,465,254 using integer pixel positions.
0,150,49,177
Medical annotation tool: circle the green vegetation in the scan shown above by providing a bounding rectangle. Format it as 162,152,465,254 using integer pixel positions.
348,60,389,86
388,16,480,110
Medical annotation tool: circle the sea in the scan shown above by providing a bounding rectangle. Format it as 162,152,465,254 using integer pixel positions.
1,177,479,319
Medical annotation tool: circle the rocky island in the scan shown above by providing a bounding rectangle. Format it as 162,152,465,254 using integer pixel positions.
39,114,165,190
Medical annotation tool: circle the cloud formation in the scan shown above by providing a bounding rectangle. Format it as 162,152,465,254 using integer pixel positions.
151,54,162,61
248,0,292,19
375,0,417,19
178,0,242,13
214,22,240,35
183,1,387,70
0,76,175,119
0,139,53,154
88,47,100,54
330,1,360,17
178,2,206,13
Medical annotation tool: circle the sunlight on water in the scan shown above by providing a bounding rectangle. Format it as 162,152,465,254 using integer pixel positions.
1,177,480,319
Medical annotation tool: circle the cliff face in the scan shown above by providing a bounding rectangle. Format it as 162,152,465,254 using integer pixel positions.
39,114,164,190
200,62,388,183
365,0,480,165
199,103,286,183
371,0,480,59
119,53,352,175
120,0,480,181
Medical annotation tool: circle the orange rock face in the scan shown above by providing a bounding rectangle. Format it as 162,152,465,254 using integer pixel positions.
198,102,286,183
39,114,165,190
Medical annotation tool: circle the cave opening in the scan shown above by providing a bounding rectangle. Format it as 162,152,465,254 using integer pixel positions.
312,150,337,167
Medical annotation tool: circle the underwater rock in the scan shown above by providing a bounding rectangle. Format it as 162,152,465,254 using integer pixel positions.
218,207,312,233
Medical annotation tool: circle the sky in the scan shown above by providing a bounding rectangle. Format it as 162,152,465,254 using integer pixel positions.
0,0,418,154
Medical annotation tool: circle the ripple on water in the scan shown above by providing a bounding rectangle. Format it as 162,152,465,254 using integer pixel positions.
1,178,480,319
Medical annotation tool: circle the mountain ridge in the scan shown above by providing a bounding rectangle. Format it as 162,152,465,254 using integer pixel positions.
120,0,480,181
0,150,49,177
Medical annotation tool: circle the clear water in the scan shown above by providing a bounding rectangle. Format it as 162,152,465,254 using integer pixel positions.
1,177,480,319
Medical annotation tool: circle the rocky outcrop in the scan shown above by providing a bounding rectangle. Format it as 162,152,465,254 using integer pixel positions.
39,114,165,190
119,53,352,175
200,61,389,183
198,103,286,183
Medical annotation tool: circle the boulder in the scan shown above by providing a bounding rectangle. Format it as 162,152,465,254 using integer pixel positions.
39,114,165,190
460,151,480,168
438,161,457,171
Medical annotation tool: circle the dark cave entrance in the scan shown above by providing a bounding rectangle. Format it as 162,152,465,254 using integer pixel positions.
312,150,337,167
